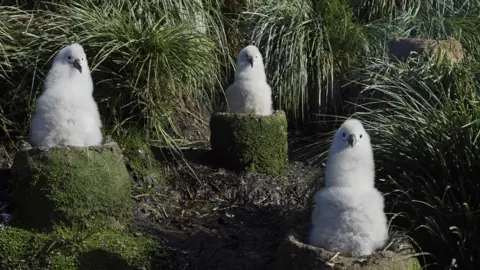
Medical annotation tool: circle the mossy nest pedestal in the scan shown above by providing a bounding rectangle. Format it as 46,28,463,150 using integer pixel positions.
387,37,464,64
209,110,288,175
273,227,421,270
11,141,132,230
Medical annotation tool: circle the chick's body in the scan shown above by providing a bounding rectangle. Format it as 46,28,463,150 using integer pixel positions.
226,45,272,116
309,119,388,257
29,43,102,148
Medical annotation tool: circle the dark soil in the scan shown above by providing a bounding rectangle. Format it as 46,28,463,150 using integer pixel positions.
0,143,13,223
0,135,325,270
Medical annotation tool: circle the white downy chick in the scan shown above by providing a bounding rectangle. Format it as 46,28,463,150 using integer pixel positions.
309,119,388,257
226,45,273,116
29,43,103,147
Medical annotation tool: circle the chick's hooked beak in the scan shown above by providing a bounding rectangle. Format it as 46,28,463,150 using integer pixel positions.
348,134,357,147
72,58,82,73
247,56,253,67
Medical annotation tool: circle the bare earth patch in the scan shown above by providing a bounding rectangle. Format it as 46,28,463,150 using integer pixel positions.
133,144,322,270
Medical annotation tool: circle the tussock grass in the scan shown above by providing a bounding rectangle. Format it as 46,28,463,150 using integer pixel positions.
243,0,383,127
352,56,480,269
302,54,480,268
0,6,39,138
0,0,229,149
1,1,480,268
243,0,480,128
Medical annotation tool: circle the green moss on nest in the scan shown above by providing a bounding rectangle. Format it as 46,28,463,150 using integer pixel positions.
210,110,288,175
0,227,47,269
274,231,422,270
11,141,132,230
116,133,163,190
0,226,161,270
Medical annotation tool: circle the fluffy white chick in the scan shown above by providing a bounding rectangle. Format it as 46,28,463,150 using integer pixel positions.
308,119,388,257
226,45,273,116
29,43,103,148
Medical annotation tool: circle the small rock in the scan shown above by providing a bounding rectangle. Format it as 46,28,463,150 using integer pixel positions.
0,213,12,225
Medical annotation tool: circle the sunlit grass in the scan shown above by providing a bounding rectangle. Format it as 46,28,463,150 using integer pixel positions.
243,0,480,128
0,0,230,150
353,56,480,269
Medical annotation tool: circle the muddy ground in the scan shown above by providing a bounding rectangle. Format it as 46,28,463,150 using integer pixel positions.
0,135,325,270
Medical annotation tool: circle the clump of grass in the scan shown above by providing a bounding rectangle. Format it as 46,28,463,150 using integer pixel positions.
62,0,226,145
349,0,421,22
217,0,252,93
0,0,229,149
243,0,382,128
0,6,37,138
406,2,480,62
242,0,480,130
351,55,480,269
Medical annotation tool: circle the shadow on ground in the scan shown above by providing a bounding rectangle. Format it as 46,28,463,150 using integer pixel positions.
134,144,323,270
78,249,131,270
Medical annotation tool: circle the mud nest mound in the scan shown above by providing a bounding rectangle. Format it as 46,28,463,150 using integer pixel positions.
210,110,288,176
273,226,421,270
388,37,464,64
10,139,132,230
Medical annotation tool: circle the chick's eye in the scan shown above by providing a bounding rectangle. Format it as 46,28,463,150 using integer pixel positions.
81,58,84,61
342,132,346,138
360,134,363,138
68,56,71,60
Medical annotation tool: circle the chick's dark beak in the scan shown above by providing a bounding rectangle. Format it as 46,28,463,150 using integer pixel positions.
72,58,82,73
247,57,253,67
348,134,357,147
